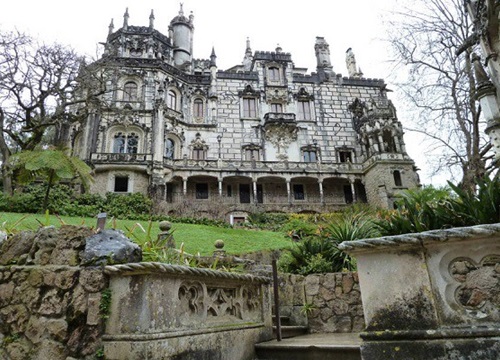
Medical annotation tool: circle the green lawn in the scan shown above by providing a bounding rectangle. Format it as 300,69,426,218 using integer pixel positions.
0,212,292,256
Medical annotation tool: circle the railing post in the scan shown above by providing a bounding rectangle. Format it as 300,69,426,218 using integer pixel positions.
272,254,282,341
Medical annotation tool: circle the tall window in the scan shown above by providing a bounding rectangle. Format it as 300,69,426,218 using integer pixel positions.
268,67,280,82
242,98,257,117
270,103,283,113
167,90,177,110
193,98,204,118
393,170,403,187
165,139,175,159
339,151,352,163
192,148,206,160
123,82,138,101
245,148,260,161
113,132,138,154
297,100,312,120
303,150,317,163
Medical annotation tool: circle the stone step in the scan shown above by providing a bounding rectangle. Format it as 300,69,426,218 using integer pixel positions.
255,333,362,360
272,325,308,339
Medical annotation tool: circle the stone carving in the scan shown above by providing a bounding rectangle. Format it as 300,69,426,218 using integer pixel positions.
264,122,298,160
207,288,239,317
265,87,289,103
450,256,500,318
178,281,204,315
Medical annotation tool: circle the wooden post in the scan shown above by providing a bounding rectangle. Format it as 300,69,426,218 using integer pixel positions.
272,257,282,341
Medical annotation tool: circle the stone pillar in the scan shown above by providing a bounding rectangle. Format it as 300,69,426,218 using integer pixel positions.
339,224,500,360
253,181,258,205
318,180,324,205
183,178,187,196
286,180,291,204
350,179,356,203
218,179,223,197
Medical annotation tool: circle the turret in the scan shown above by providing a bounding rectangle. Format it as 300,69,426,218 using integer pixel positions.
123,8,129,30
169,4,194,69
149,9,155,29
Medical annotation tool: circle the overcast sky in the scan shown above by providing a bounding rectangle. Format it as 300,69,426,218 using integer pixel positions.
1,0,444,185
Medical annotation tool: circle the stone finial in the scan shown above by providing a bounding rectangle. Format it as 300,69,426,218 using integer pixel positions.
158,221,175,248
123,7,129,29
210,47,217,67
276,43,282,53
189,11,194,24
149,9,155,29
213,239,226,257
108,18,114,35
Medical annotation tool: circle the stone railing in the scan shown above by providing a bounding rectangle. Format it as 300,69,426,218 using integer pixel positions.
340,223,500,359
164,158,363,173
102,262,272,360
91,152,152,164
278,272,364,333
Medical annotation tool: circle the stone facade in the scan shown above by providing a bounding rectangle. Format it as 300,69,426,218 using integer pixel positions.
0,226,108,360
278,272,364,333
72,6,420,219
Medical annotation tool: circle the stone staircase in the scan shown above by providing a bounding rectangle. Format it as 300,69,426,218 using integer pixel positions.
272,315,308,339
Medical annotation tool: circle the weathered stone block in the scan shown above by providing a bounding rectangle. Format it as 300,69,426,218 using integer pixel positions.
0,231,36,265
80,268,107,292
304,275,320,296
81,230,142,265
0,282,14,306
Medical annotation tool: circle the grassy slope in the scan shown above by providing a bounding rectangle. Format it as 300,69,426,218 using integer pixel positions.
0,212,292,256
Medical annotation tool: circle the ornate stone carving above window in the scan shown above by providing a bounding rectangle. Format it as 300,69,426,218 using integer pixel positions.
265,87,289,103
294,87,314,101
264,122,298,161
238,84,260,98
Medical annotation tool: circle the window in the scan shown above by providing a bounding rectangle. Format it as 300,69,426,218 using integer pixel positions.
271,103,283,113
245,148,260,161
193,98,204,118
196,183,209,199
227,185,232,197
123,82,138,102
339,151,352,163
113,132,139,154
242,98,257,117
303,150,317,163
192,148,206,160
268,67,280,82
293,184,305,200
297,100,311,120
165,139,175,159
393,170,403,187
114,176,129,192
167,90,177,110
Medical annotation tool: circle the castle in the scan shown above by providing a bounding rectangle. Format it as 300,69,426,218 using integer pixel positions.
72,6,420,221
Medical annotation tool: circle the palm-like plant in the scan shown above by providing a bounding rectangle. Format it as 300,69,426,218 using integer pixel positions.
9,147,93,212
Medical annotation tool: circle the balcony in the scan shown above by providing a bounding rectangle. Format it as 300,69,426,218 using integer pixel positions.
91,153,152,164
263,112,296,125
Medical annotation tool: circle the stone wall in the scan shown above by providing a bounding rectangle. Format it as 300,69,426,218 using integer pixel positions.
278,272,364,333
0,226,108,360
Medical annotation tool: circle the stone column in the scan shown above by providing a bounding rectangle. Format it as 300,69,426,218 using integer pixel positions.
350,179,356,203
218,179,223,198
253,181,258,205
339,224,500,360
318,179,324,205
286,180,291,204
183,178,187,196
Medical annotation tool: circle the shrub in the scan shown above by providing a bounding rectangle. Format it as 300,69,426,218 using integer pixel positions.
104,192,153,219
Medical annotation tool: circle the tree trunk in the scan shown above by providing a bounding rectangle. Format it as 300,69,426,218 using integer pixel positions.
43,169,55,212
0,110,13,195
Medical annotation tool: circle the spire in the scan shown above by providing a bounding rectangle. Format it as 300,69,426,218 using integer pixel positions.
179,3,184,16
245,37,252,55
346,48,362,78
210,47,217,67
315,37,334,78
243,37,253,71
276,43,282,53
123,8,129,30
108,18,114,35
149,9,155,29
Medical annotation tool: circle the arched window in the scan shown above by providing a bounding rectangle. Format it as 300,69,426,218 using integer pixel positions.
167,90,177,110
268,67,280,82
165,138,175,159
193,98,204,118
123,82,138,101
393,170,403,187
113,132,139,154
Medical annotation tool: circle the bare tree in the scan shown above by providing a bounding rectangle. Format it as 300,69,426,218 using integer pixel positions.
0,30,107,195
387,0,494,190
